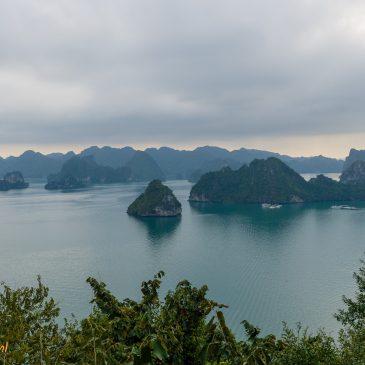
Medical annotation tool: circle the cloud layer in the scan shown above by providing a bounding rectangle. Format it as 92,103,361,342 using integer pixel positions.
1,0,365,154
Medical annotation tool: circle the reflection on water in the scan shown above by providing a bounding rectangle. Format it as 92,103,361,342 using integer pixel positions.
189,201,328,238
129,216,181,244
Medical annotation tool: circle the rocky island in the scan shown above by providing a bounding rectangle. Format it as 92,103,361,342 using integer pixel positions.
45,151,166,190
340,160,365,185
127,180,182,217
45,156,133,190
0,171,29,191
189,157,365,204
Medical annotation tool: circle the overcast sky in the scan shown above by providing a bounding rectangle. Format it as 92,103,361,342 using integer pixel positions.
1,0,365,158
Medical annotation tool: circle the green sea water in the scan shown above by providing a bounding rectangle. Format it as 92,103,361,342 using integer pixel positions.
0,178,364,337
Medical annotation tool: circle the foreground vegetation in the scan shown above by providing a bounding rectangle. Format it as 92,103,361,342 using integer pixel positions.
1,262,365,364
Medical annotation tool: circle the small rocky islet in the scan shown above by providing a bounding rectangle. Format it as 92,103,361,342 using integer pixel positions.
127,180,182,217
0,171,29,191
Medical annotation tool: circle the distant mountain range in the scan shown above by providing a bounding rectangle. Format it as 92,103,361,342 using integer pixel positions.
45,151,166,190
0,150,75,178
0,146,346,180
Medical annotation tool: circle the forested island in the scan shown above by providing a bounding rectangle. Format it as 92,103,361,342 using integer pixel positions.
127,180,182,217
0,171,29,191
45,156,131,190
45,151,165,190
190,157,365,204
1,259,365,364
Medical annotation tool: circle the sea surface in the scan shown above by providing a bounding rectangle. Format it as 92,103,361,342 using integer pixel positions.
1,176,365,338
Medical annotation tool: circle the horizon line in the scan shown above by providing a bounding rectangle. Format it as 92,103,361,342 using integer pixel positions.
0,143,349,160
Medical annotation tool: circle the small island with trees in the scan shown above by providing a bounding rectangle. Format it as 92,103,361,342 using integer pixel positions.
127,180,182,217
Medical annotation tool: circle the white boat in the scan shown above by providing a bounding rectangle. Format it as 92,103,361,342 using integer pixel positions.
269,204,282,209
262,203,282,209
331,205,359,210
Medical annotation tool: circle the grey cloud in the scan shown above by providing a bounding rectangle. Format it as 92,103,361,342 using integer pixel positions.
1,0,365,148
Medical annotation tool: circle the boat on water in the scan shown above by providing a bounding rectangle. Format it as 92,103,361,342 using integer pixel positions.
331,205,359,210
262,203,282,209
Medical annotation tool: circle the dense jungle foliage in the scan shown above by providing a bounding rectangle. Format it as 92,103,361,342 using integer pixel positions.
1,260,365,364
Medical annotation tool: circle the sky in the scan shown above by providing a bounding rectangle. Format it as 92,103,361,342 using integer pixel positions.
1,0,365,158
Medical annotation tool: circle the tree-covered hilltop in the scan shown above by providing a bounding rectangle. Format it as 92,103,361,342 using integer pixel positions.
127,180,182,217
0,171,29,191
189,157,365,204
45,156,131,190
2,258,365,364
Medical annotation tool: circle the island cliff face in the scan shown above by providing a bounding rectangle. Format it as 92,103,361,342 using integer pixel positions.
189,157,365,204
0,171,29,191
343,148,365,171
340,160,365,185
127,180,182,217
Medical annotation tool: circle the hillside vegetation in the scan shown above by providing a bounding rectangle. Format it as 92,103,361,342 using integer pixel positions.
1,258,365,364
190,157,365,204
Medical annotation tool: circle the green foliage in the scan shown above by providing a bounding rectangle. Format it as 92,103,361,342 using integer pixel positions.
335,259,365,330
240,321,283,365
335,258,365,364
271,324,340,365
3,258,365,363
63,272,229,364
190,157,365,204
0,276,63,364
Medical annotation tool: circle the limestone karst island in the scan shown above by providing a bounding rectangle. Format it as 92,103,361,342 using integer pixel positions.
127,180,182,217
0,171,29,191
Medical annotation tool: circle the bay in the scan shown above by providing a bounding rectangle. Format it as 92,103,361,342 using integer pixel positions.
0,177,364,337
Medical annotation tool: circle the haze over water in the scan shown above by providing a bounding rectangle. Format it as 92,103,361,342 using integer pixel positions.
0,178,364,336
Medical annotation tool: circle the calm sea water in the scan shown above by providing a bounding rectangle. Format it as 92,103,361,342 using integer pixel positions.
0,177,364,337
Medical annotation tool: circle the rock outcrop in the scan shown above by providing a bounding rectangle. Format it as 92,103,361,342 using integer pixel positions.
340,160,365,185
0,171,29,191
343,149,365,172
127,180,181,217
